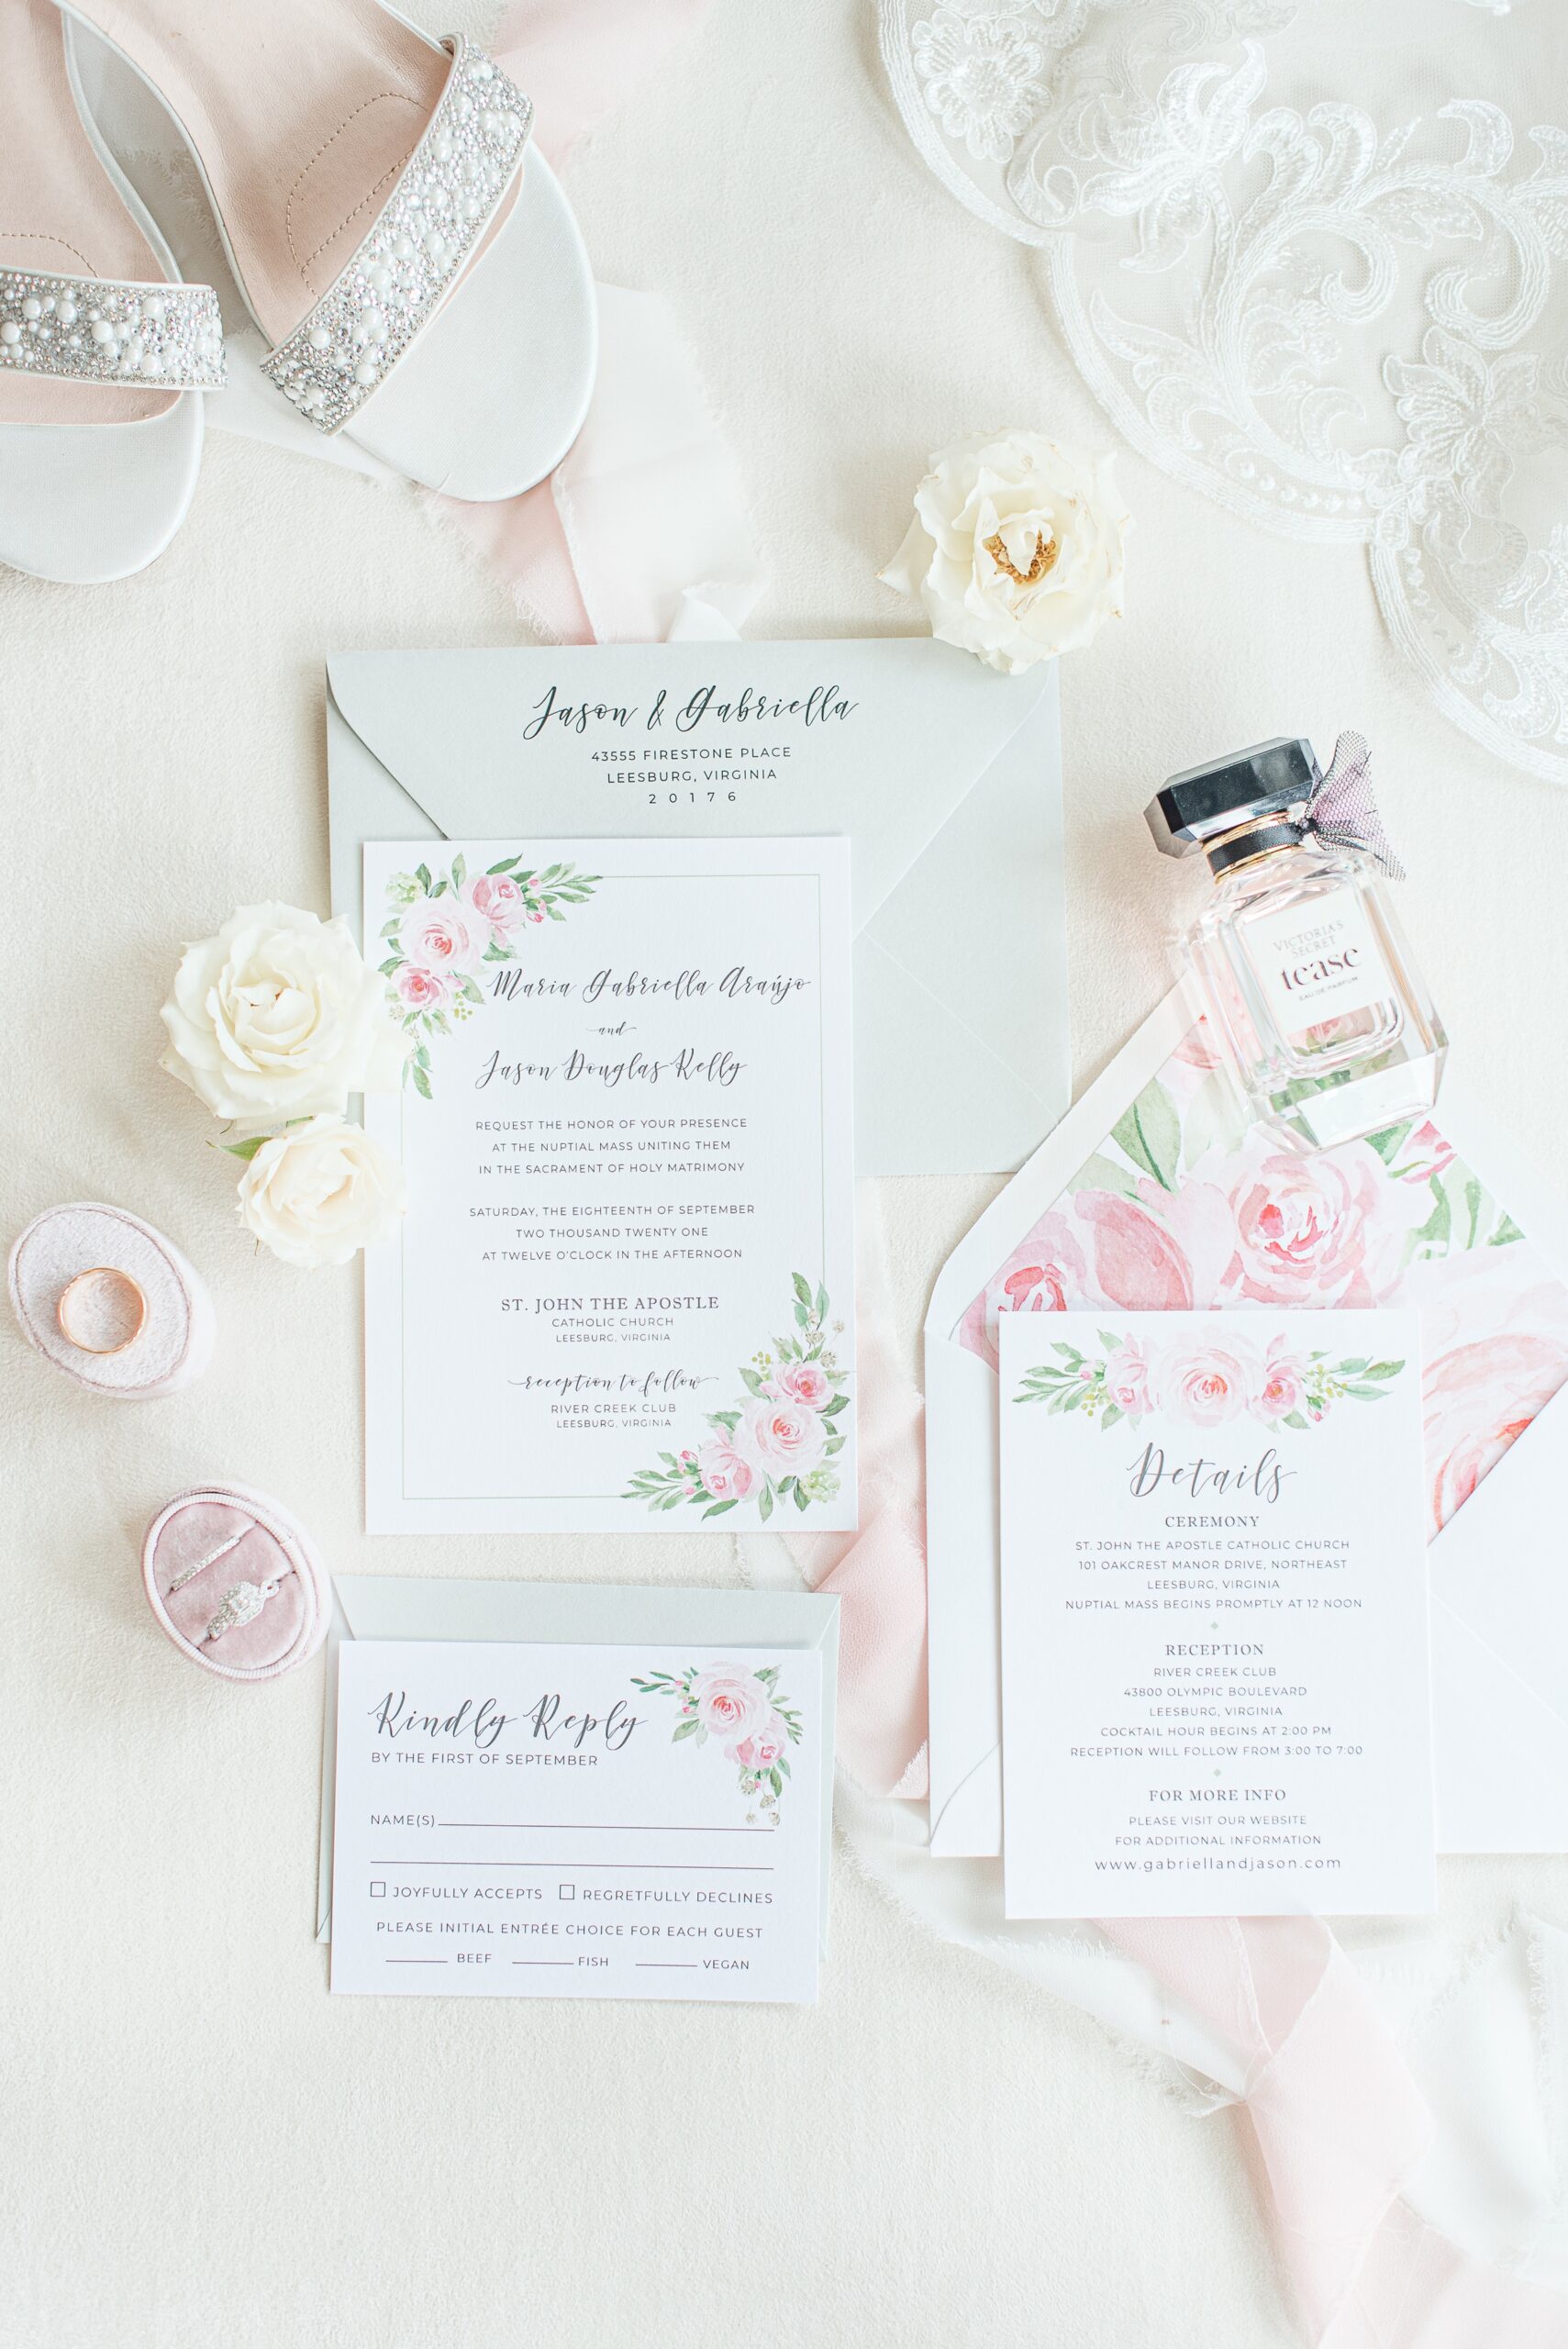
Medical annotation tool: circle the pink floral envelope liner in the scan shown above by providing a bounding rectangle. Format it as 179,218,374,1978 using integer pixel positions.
962,1017,1568,1536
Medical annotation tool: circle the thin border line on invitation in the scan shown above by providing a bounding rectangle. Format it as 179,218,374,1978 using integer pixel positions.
394,859,836,1508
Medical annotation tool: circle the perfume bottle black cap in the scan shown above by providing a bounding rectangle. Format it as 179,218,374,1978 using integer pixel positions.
1145,737,1321,857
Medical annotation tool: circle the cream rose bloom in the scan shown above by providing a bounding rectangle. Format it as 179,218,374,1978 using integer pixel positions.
236,1115,406,1268
161,901,408,1122
880,431,1129,672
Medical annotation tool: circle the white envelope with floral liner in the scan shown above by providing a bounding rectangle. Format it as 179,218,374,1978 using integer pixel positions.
926,983,1568,1858
324,639,1066,1176
317,1577,840,1955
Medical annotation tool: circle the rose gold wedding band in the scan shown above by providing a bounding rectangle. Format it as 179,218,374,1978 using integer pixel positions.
55,1266,148,1355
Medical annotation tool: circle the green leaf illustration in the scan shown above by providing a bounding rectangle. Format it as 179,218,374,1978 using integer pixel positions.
1411,1176,1453,1257
1463,1176,1484,1250
1111,1076,1182,1193
1364,1121,1415,1164
1070,1152,1143,1205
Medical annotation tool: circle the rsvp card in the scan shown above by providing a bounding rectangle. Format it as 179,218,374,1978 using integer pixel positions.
330,1637,825,2001
997,1309,1433,1918
361,837,855,1533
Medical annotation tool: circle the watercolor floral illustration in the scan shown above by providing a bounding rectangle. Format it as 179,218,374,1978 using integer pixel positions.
378,852,599,1098
962,1017,1568,1535
630,1660,804,1820
1013,1328,1405,1432
624,1275,850,1520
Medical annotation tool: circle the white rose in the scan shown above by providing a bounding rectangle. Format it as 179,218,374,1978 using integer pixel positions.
880,430,1129,673
236,1115,406,1268
161,901,408,1122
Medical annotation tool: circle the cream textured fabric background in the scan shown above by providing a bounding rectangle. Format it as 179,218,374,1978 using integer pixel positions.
4,5,1566,2343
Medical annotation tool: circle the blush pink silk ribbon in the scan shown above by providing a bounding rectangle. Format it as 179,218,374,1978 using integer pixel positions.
446,12,1563,2339
428,0,762,646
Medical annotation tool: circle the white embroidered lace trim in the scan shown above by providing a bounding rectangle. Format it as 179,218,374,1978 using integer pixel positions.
879,0,1568,785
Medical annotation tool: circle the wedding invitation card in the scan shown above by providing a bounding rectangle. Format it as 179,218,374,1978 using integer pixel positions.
330,1636,825,2001
361,837,856,1533
997,1308,1434,1918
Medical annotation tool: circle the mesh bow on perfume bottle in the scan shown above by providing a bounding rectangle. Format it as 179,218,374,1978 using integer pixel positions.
1146,733,1447,1153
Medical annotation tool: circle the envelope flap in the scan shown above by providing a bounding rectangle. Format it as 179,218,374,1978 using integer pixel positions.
327,642,1052,928
330,1574,839,1650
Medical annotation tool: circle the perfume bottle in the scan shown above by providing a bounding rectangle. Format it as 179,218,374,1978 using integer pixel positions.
1145,735,1447,1152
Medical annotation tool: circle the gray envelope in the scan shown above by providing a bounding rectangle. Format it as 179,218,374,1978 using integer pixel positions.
324,640,1067,1176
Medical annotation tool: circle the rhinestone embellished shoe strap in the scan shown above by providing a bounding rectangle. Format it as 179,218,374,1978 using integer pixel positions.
0,270,224,390
259,37,533,436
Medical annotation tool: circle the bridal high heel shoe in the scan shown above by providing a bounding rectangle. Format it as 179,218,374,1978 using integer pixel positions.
0,0,223,583
55,0,598,499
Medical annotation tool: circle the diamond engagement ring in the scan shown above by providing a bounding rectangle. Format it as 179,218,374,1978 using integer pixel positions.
202,1578,282,1644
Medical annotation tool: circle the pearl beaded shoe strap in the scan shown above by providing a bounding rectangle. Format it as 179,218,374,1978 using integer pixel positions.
259,37,532,436
0,270,224,391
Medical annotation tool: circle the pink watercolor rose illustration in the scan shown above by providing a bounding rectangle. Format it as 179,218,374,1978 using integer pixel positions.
1229,1152,1383,1306
463,872,528,934
773,1358,832,1409
1170,1019,1224,1072
399,898,488,978
627,1275,849,1517
1423,1330,1568,1533
690,1664,772,1744
740,1392,828,1478
1253,1338,1309,1424
730,1711,792,1771
962,1214,1088,1364
394,963,448,1012
1104,1339,1153,1416
1160,1340,1258,1427
1392,1121,1457,1186
696,1438,757,1503
634,1660,803,1814
1073,1179,1237,1313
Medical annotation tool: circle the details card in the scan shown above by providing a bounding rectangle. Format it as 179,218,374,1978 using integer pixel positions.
330,1638,825,2001
997,1309,1434,1918
362,837,856,1533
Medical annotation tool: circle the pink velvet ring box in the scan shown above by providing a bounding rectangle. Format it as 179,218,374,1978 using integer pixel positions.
143,1484,329,1683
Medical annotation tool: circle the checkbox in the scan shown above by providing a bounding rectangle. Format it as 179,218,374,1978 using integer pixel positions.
370,1881,385,1898
558,1882,575,1901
